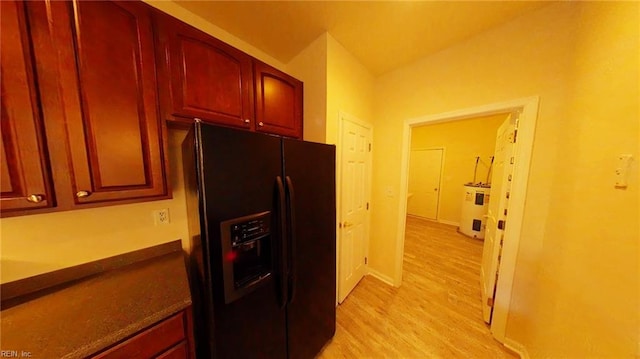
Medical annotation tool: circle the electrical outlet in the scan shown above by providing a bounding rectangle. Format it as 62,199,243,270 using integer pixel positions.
153,208,170,225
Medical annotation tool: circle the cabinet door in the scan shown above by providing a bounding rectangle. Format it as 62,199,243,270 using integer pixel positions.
0,0,52,213
157,15,253,130
254,61,303,139
31,0,168,205
92,311,188,359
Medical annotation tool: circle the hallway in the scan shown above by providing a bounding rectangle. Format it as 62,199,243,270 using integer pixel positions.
318,216,515,358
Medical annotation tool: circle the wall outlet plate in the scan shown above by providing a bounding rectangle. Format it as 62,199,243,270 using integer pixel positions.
153,209,170,225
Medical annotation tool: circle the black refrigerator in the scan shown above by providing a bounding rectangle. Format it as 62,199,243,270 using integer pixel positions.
182,122,336,359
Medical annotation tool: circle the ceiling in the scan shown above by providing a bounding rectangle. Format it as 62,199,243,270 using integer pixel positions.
174,1,550,76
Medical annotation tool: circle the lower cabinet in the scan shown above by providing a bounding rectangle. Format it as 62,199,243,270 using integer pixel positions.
92,309,195,359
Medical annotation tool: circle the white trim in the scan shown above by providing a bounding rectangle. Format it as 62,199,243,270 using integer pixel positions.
491,97,538,343
503,337,529,359
367,268,395,286
337,111,373,303
395,96,539,344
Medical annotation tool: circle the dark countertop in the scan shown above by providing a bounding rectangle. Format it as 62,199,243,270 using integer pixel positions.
0,240,192,358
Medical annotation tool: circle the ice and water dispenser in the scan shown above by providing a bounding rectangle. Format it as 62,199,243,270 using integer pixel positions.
220,211,272,303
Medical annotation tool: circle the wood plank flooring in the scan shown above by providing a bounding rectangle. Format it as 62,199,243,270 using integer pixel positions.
318,216,516,358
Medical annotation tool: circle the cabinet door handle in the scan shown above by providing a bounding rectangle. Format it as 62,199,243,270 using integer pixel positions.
76,190,91,198
244,119,250,124
258,122,264,127
26,194,45,203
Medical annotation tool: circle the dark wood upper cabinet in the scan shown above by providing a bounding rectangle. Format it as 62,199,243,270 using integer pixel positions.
254,61,303,139
156,14,253,130
1,0,305,217
27,0,168,206
0,0,53,213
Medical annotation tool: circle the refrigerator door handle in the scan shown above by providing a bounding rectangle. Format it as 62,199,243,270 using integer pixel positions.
285,176,297,305
276,176,288,309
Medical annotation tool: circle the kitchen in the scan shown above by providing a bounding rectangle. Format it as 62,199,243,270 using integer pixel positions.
2,1,639,358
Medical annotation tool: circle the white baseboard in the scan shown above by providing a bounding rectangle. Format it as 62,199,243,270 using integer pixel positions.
367,268,396,287
503,337,529,359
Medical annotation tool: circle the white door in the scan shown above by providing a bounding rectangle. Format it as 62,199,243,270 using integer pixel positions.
481,114,517,323
338,117,371,303
407,149,443,220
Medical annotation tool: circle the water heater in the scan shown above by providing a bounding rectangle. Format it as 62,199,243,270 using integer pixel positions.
459,184,490,239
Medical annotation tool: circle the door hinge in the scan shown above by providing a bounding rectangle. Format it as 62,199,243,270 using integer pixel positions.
366,202,369,210
368,143,371,152
487,297,494,307
498,220,506,230
513,129,518,143
365,257,368,265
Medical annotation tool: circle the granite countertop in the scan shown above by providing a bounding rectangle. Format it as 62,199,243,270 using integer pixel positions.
0,240,192,358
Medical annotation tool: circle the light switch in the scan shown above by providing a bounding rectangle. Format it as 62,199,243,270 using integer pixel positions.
615,154,633,189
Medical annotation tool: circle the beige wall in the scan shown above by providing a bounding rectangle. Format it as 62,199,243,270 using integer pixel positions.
326,34,375,144
410,114,505,224
287,33,328,143
521,2,639,356
370,1,638,357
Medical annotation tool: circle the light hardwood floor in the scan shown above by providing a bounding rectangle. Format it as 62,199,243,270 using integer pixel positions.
318,216,516,358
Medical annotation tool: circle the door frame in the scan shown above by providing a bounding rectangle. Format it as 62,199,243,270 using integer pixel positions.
395,96,539,343
407,147,445,221
336,111,373,303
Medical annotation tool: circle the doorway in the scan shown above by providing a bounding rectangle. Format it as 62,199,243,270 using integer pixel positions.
394,97,539,344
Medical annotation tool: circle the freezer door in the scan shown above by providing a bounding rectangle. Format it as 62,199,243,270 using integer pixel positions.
196,123,287,359
283,139,337,359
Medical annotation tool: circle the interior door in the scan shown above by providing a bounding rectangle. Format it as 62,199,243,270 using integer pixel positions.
481,114,516,323
338,118,371,303
407,149,443,220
